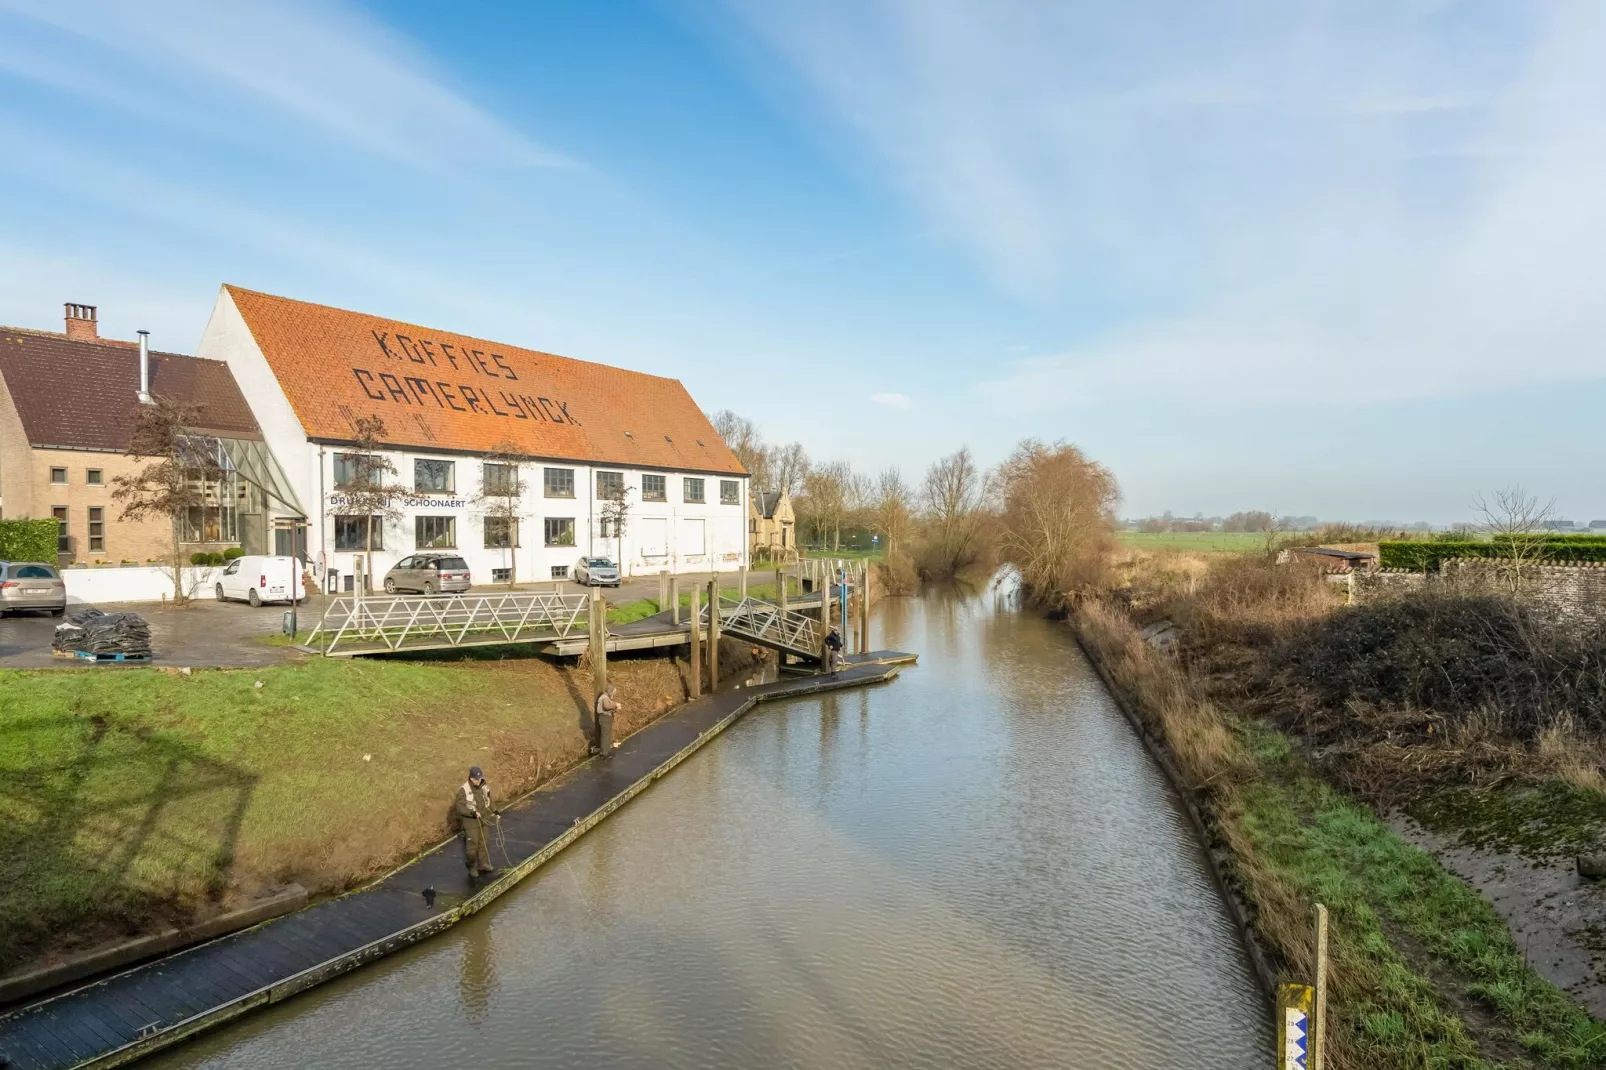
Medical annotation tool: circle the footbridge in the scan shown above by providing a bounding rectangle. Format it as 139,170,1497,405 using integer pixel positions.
305,589,842,660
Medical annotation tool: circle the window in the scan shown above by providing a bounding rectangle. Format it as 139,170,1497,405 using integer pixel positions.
482,462,519,496
721,480,740,505
334,516,385,551
550,565,569,580
414,459,455,494
87,507,104,553
544,467,574,498
492,567,511,582
86,469,103,487
332,452,370,488
596,470,624,499
181,506,239,543
600,516,619,538
50,467,67,484
683,477,705,503
749,518,757,536
14,564,55,578
53,506,69,554
544,517,576,547
416,516,457,548
641,474,666,501
484,516,518,549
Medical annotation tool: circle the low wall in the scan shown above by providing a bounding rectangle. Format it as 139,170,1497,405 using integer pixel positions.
63,565,222,605
1353,561,1606,623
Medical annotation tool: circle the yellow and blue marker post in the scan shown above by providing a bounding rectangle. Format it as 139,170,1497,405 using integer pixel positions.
1278,982,1313,1070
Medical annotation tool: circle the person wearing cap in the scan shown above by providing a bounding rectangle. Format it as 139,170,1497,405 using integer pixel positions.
823,626,844,675
455,767,495,876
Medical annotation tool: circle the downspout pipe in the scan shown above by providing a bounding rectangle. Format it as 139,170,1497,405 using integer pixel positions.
137,331,152,404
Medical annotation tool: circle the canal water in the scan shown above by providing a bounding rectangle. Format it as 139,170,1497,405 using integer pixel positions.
151,584,1270,1069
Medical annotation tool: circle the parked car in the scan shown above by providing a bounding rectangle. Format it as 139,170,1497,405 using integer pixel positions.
0,561,67,616
383,554,472,595
573,556,620,587
215,555,306,606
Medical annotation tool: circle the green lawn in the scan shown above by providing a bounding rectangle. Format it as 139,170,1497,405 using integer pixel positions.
0,652,684,973
1115,531,1278,553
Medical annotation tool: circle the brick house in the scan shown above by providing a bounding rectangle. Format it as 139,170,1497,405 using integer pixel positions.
0,304,273,565
749,487,796,561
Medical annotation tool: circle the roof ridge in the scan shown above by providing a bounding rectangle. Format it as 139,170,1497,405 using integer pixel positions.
0,324,193,358
222,283,686,387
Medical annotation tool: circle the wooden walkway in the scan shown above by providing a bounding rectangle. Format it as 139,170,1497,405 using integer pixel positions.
0,662,911,1070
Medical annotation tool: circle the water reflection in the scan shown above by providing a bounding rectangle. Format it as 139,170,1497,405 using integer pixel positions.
150,586,1270,1070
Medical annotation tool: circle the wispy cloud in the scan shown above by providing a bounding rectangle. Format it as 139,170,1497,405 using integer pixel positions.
0,0,568,170
716,1,1606,404
871,391,913,410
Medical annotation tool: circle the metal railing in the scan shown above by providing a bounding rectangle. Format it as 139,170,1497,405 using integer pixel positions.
308,590,591,654
706,593,825,659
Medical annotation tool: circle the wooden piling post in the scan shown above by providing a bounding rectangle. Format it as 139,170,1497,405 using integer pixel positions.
860,561,871,653
669,574,680,625
1313,904,1329,1070
776,567,787,613
707,579,720,691
688,583,702,698
659,569,669,614
589,587,608,753
739,566,748,600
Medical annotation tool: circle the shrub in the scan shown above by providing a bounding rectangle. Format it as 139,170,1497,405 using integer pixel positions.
0,518,60,563
222,547,244,561
1380,536,1606,570
190,552,211,566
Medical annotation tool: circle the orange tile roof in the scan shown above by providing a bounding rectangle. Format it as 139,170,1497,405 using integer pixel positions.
224,285,745,476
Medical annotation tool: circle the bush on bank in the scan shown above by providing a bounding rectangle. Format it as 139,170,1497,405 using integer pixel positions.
1074,550,1606,1068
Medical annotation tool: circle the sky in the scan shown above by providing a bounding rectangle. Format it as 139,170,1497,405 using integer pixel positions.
0,0,1602,524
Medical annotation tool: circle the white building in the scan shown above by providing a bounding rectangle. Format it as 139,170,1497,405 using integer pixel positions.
196,285,748,591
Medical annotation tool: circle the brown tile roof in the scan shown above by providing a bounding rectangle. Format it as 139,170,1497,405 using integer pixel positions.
223,285,746,475
0,327,261,450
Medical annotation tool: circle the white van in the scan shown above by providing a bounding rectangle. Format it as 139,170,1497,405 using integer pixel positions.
215,556,306,606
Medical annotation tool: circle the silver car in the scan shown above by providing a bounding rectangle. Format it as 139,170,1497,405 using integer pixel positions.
573,556,620,587
383,554,472,595
0,561,67,616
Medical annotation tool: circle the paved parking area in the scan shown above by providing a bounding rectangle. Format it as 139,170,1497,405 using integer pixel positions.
0,600,304,669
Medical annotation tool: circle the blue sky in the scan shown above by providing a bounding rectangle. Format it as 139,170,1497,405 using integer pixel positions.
1,1,1602,524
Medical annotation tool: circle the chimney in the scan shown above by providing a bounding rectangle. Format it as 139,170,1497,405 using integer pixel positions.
137,330,152,404
64,303,98,341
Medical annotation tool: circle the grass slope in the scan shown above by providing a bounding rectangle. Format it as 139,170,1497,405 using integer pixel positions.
0,651,691,974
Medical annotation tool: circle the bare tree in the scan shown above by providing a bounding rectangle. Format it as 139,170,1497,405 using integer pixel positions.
1474,484,1556,593
803,461,853,550
996,440,1119,603
474,440,527,586
772,442,811,498
112,396,227,604
872,467,913,557
330,416,405,593
918,447,990,578
599,481,633,565
708,409,772,487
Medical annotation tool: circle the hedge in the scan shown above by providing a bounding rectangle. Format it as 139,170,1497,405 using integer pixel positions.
0,518,60,563
1380,536,1606,571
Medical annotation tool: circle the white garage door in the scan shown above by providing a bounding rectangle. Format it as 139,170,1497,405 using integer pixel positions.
679,517,706,559
639,517,668,562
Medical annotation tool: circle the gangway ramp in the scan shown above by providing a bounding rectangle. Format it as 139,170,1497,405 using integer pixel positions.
306,591,590,656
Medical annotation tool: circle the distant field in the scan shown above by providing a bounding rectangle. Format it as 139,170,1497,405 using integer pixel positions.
1115,531,1271,552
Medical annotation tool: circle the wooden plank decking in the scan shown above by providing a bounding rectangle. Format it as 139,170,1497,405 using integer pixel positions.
0,662,911,1070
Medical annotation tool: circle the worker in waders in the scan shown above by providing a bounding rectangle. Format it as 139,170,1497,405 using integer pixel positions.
594,684,620,756
823,626,844,676
456,767,495,877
